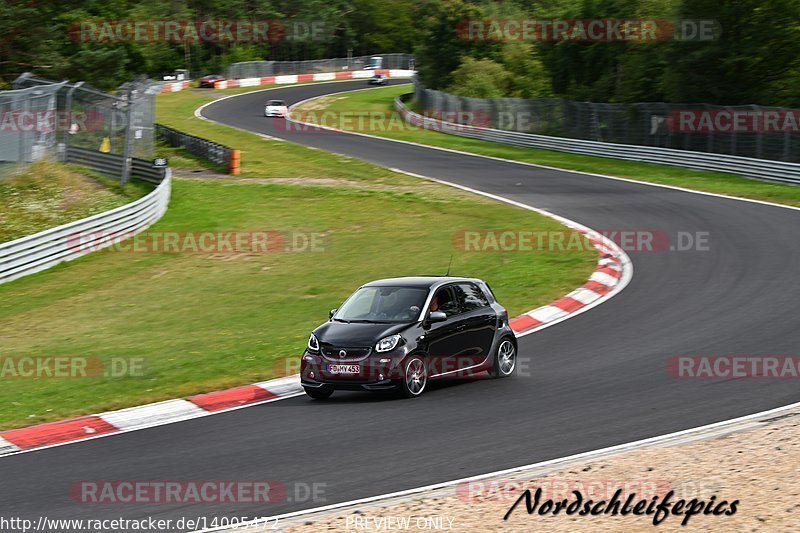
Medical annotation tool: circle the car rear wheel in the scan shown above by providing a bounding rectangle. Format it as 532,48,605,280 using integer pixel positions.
398,356,427,398
304,386,333,400
489,338,516,378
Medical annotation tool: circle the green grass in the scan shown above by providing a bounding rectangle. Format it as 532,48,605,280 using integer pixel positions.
294,84,800,208
0,160,151,243
0,82,597,430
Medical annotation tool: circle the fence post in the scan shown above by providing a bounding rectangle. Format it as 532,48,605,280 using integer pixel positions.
120,89,134,187
752,104,762,159
62,81,84,157
729,107,738,156
12,72,32,90
784,115,792,161
19,93,30,165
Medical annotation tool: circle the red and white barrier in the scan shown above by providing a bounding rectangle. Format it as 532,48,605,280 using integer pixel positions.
160,81,191,93
214,69,415,90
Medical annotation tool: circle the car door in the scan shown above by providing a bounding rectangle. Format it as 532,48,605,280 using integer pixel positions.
452,282,497,369
423,285,464,376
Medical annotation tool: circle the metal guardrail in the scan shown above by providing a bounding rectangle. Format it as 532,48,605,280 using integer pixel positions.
413,82,800,164
64,146,168,184
395,95,800,185
0,170,172,285
155,124,237,173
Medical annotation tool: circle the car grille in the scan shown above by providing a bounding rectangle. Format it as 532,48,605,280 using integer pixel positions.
320,344,372,362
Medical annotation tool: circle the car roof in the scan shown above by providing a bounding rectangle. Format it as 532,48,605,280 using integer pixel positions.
362,276,483,290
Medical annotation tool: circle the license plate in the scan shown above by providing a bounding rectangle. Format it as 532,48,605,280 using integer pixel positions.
327,364,360,374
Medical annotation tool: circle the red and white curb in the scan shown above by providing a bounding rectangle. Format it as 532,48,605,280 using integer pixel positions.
214,69,415,90
0,376,303,457
508,228,626,335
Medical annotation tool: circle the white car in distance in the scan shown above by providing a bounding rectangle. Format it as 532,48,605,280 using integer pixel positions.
264,100,289,117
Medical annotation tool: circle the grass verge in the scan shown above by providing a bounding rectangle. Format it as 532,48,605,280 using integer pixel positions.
0,160,151,244
0,83,596,429
294,84,800,208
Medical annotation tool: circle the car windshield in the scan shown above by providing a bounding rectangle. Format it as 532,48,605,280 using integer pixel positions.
334,286,428,323
267,100,285,106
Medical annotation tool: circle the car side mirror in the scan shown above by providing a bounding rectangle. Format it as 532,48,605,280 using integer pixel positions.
329,308,337,319
427,311,447,323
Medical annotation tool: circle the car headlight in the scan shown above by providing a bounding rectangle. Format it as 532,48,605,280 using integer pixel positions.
308,333,320,353
375,334,402,353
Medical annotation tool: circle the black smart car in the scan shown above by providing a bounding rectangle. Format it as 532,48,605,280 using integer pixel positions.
301,276,518,399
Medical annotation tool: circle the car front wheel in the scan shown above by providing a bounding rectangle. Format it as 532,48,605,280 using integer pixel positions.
489,338,516,378
398,356,427,398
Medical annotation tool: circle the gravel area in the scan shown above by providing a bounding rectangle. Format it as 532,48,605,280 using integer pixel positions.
281,409,800,532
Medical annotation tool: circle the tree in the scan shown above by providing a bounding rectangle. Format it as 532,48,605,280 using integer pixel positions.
413,0,499,90
662,0,800,106
447,57,510,98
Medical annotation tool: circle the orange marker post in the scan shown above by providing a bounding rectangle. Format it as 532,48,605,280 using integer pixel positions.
230,149,241,175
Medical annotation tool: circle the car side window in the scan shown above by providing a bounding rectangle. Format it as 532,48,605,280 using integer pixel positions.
454,283,490,312
431,286,459,317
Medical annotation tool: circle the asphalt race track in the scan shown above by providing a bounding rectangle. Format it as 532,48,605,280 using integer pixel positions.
2,79,800,527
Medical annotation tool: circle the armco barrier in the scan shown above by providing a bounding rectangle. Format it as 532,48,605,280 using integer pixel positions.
395,95,800,185
155,124,238,174
0,170,171,285
65,147,168,185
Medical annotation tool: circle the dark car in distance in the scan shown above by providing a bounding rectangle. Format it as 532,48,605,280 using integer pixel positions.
301,277,518,399
198,74,225,88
